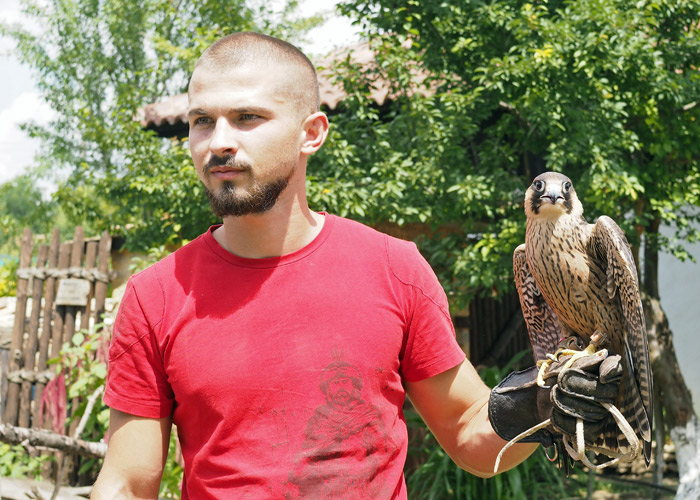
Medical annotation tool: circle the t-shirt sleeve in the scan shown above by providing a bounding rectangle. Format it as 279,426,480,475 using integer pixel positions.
388,238,466,382
103,275,174,419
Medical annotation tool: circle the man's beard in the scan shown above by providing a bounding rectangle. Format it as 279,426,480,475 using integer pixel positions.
203,155,295,217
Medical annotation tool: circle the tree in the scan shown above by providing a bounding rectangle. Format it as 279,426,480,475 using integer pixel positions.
316,0,700,496
3,0,322,252
0,173,59,252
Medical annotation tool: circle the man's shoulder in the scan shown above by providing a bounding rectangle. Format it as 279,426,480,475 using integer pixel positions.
331,215,418,254
330,215,429,278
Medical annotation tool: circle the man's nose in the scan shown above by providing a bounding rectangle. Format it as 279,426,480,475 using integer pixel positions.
209,118,238,156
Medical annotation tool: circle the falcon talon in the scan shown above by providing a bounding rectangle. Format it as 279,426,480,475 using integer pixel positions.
544,443,558,463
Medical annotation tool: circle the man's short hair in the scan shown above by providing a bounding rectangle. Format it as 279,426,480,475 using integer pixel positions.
193,31,320,116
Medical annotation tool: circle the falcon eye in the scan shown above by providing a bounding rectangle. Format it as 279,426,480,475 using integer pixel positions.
533,180,545,192
562,181,572,193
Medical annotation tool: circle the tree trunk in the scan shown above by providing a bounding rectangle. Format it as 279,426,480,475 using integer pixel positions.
644,296,700,499
643,220,699,499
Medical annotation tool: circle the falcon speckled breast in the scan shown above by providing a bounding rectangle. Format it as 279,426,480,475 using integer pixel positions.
513,171,653,466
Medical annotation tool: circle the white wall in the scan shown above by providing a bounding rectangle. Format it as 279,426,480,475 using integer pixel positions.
659,224,700,417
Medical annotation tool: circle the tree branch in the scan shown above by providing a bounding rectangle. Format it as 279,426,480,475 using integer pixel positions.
0,423,106,459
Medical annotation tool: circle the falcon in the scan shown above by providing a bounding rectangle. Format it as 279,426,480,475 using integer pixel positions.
513,171,652,466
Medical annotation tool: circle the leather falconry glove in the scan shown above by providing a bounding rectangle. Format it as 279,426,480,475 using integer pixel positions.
488,353,623,448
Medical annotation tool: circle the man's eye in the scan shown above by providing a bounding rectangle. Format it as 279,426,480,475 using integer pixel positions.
239,113,258,121
193,117,211,125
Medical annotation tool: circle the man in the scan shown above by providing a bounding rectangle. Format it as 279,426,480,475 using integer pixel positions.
91,32,617,499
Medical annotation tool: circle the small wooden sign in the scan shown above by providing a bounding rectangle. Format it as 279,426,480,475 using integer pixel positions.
56,278,91,306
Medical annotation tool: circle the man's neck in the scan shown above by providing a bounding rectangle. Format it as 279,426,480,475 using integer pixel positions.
212,203,325,259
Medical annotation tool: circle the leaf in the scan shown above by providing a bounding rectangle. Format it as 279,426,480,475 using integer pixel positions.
72,332,85,346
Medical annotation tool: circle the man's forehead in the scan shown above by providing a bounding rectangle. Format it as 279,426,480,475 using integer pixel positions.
188,63,293,106
191,58,299,83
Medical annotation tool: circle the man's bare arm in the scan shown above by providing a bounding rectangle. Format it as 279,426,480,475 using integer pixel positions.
91,409,172,499
406,360,537,478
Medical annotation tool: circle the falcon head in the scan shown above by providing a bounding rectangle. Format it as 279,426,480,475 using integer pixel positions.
524,172,583,220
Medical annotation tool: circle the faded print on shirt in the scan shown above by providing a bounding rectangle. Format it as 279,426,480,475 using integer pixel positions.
284,356,401,499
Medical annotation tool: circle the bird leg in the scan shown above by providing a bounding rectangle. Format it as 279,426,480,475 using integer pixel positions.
536,332,607,387
560,330,608,370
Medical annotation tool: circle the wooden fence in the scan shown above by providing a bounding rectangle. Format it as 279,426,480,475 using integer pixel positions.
0,227,111,473
465,291,533,368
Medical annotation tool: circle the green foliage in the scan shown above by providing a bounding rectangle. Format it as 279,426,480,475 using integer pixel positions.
160,429,185,498
0,327,111,481
0,257,19,296
0,444,50,479
321,0,700,304
0,316,183,491
406,432,568,500
128,243,179,274
0,173,65,254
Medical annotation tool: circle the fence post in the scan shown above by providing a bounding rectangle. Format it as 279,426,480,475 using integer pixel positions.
3,228,34,425
18,244,49,427
33,229,61,426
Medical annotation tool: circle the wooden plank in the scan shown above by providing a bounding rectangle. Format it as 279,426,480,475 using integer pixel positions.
50,242,72,361
18,244,49,428
61,227,84,348
3,228,34,425
67,241,97,440
0,348,9,421
76,232,112,481
79,241,98,332
34,229,61,426
63,228,86,439
92,230,112,326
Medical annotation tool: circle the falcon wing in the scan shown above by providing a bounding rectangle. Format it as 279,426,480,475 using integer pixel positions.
592,216,653,461
513,244,562,363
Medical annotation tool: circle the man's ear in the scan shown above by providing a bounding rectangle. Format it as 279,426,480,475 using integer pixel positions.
300,112,329,155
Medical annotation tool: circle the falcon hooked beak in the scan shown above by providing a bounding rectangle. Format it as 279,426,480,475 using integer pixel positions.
540,188,564,205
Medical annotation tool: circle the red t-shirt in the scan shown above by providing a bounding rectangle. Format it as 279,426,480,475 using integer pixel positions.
104,214,465,499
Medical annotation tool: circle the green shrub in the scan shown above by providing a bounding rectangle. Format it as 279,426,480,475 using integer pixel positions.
0,257,18,297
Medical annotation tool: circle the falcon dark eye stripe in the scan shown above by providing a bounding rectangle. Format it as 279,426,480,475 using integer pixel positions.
564,196,573,214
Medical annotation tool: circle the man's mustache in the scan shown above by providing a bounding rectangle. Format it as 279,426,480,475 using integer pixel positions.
204,155,251,173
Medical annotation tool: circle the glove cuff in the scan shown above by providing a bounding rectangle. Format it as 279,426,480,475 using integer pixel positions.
488,367,555,447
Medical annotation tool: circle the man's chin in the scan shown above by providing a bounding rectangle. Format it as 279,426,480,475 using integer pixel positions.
204,173,291,217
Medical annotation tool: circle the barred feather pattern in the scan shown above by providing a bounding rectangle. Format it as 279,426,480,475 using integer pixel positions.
513,245,561,363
